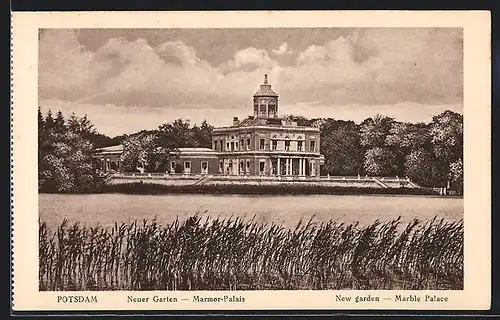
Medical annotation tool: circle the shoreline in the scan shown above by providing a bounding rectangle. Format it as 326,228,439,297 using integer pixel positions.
40,182,463,198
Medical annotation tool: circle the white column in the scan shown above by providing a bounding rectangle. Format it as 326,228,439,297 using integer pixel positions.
302,159,306,176
290,158,294,176
277,158,280,175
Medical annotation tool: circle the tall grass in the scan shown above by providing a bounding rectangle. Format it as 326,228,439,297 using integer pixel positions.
39,216,463,291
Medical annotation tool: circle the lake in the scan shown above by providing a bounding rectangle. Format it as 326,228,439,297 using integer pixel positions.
39,193,463,231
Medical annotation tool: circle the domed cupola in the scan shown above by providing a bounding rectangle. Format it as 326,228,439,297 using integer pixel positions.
253,75,279,118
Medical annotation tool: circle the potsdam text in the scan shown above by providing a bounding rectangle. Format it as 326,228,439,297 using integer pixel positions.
57,296,98,303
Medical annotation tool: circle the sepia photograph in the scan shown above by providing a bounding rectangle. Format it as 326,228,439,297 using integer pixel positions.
10,10,491,311
37,27,464,291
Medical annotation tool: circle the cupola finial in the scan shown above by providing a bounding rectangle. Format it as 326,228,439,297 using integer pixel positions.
264,74,268,84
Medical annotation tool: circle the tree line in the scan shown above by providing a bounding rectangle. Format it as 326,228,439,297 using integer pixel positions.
38,107,463,194
304,110,463,192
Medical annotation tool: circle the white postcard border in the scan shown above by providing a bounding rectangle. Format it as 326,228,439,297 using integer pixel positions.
11,10,491,311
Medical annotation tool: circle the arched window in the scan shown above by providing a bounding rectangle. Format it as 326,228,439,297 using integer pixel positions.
284,136,290,151
271,136,278,150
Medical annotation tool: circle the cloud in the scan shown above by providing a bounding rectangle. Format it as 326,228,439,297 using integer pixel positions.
220,47,278,74
277,29,463,105
39,30,103,101
39,28,463,115
272,42,292,55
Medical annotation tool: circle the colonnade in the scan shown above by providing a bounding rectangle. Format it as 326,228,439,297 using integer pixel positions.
276,157,315,176
99,158,121,172
216,157,319,176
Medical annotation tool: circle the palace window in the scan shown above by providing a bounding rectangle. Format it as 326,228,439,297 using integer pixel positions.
260,105,266,115
170,161,176,171
240,139,244,150
285,140,290,151
201,162,208,174
269,104,276,116
310,140,316,152
259,138,266,150
297,141,303,151
184,161,191,174
230,142,234,151
219,160,223,173
247,138,251,150
213,141,217,150
235,142,239,150
259,160,265,175
272,139,278,150
219,141,223,151
246,159,250,173
226,142,230,151
239,160,244,174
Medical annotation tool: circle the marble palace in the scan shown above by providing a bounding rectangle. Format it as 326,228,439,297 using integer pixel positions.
94,75,325,177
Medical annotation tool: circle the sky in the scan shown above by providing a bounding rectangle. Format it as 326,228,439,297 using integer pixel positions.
38,28,463,137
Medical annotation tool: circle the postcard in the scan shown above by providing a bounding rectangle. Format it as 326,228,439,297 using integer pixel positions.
11,10,491,311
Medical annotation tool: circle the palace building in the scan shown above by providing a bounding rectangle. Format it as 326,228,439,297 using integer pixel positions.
211,75,324,177
94,75,324,177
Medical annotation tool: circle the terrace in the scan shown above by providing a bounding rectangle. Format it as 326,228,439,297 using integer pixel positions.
105,172,420,189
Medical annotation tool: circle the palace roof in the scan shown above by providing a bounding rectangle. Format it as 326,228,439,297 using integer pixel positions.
231,116,299,128
253,75,278,97
94,144,124,154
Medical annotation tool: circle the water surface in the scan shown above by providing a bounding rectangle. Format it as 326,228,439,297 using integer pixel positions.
39,193,463,230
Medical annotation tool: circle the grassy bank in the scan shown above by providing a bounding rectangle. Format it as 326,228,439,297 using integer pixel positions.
39,216,463,291
97,182,442,196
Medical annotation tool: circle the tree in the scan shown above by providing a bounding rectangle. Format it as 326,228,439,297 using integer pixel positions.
359,114,395,149
86,132,116,149
54,110,67,134
429,110,463,187
38,107,45,130
319,119,363,176
287,115,311,126
38,111,98,193
386,122,430,153
385,122,431,175
44,109,55,130
404,148,443,187
120,133,156,172
449,158,463,194
364,147,398,176
192,120,213,148
67,113,96,135
157,119,196,148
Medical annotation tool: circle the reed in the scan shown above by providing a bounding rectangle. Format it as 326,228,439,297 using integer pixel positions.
39,216,463,291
